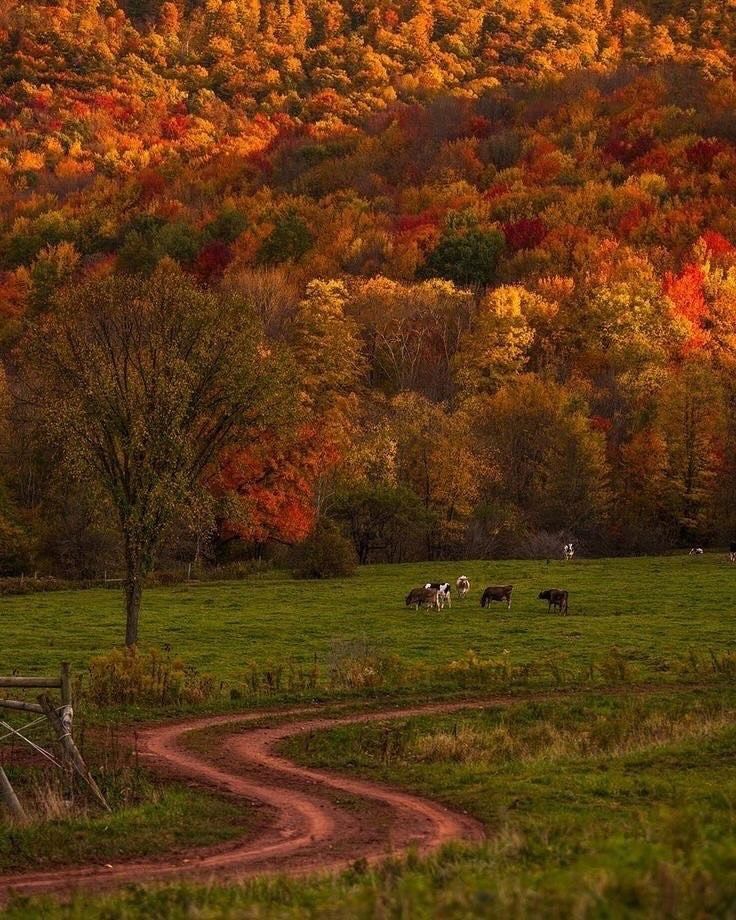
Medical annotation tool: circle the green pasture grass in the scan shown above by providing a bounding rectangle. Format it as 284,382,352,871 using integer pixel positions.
8,686,736,918
2,555,735,686
0,785,247,873
274,686,736,917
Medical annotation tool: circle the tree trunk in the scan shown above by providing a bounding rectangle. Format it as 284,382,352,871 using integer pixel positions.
124,566,143,647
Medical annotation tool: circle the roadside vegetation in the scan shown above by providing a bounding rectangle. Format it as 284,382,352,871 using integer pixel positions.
0,784,246,874
5,687,736,918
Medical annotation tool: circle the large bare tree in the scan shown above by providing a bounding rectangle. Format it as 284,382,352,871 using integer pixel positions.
20,263,292,645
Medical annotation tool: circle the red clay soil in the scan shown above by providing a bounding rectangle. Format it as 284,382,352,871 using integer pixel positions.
0,699,493,902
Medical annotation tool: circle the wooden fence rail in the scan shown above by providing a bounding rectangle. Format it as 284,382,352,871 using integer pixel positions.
0,663,107,819
0,699,44,714
0,677,62,688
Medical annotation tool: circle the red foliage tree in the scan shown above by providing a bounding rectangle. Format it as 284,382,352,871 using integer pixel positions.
214,426,340,545
665,263,709,352
686,139,725,169
194,242,233,282
503,217,547,252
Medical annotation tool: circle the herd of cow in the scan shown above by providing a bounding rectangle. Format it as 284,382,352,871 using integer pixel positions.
405,578,570,614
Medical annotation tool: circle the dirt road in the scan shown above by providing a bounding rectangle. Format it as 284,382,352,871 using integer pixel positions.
0,698,492,902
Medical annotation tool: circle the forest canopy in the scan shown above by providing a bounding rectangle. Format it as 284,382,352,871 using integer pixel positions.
2,0,736,576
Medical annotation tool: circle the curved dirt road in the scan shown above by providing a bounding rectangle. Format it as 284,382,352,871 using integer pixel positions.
0,699,491,902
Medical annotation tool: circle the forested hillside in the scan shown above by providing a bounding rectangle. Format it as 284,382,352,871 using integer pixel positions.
2,0,736,572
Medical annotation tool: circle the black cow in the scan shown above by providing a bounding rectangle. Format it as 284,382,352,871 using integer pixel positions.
480,585,513,609
538,588,569,614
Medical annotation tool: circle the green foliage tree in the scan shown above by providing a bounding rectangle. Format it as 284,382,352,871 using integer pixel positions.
258,211,313,265
419,228,505,287
656,359,726,543
474,375,611,544
332,483,428,563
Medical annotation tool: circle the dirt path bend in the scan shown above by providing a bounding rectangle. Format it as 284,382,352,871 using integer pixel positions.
0,698,497,902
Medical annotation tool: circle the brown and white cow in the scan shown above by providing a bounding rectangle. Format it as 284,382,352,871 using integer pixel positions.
456,576,471,598
406,587,440,610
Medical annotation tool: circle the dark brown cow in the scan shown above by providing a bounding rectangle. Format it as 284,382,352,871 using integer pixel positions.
405,587,440,610
480,585,513,609
538,588,569,614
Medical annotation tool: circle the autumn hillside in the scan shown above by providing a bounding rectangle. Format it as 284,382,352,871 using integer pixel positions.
2,0,736,573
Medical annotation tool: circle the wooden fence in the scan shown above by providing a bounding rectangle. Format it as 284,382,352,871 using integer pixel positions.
0,663,109,821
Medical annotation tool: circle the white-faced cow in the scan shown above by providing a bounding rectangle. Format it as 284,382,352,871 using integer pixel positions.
456,576,471,598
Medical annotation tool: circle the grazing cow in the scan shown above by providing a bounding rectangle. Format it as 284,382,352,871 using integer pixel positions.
406,587,440,610
480,585,513,609
563,543,575,560
730,541,736,563
425,582,452,608
689,547,704,555
538,588,569,614
456,575,471,598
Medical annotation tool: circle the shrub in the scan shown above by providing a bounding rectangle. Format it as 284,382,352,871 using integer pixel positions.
291,522,357,579
328,638,402,690
86,646,215,707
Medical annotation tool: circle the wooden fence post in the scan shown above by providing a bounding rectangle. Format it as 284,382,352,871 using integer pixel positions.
0,766,27,823
60,662,71,708
38,694,110,812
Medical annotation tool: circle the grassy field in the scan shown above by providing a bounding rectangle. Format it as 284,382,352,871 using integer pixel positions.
0,784,247,873
7,686,736,918
2,555,736,689
277,686,736,917
3,555,736,918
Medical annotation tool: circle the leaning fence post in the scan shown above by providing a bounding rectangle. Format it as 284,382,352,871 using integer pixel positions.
38,694,110,812
0,766,27,823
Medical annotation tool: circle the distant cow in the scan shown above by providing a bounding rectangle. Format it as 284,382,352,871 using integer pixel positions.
689,547,704,556
406,587,440,610
480,585,513,609
730,542,736,563
563,543,575,560
425,582,451,608
538,588,569,614
456,576,471,598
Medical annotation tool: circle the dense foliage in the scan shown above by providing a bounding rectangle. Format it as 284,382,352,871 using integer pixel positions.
3,0,736,572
